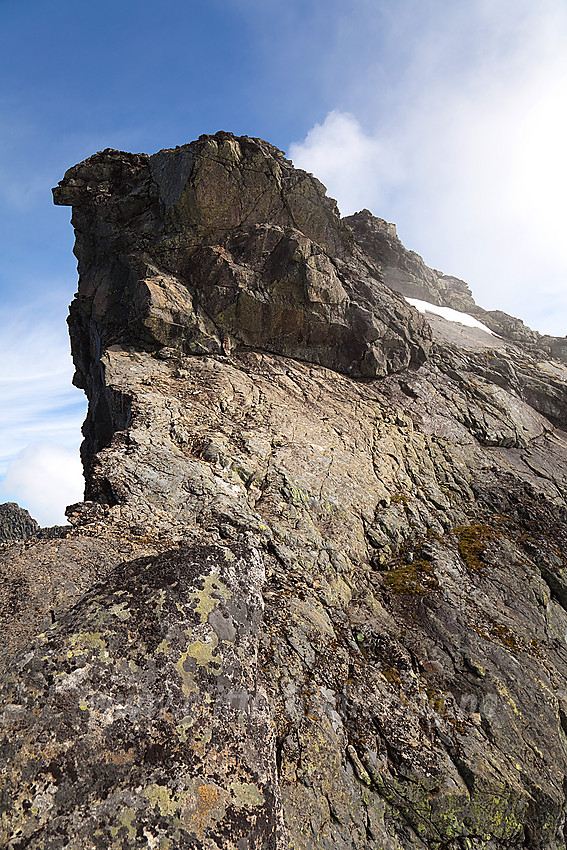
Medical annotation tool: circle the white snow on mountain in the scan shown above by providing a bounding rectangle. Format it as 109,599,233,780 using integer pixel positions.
405,297,495,335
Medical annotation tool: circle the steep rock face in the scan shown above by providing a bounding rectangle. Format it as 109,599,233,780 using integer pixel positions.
3,133,567,849
345,209,477,314
345,209,543,345
53,135,430,480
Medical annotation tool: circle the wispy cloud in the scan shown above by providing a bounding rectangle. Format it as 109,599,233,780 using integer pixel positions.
0,305,86,523
289,0,567,336
290,111,400,216
0,443,84,527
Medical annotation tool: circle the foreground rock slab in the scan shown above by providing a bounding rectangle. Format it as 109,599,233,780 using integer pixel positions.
0,544,285,849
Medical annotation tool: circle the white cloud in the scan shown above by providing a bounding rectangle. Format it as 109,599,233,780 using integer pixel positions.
0,309,85,464
0,304,86,523
289,111,402,216
289,0,567,336
0,443,84,527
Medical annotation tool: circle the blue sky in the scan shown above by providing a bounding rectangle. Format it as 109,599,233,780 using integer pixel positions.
1,0,567,524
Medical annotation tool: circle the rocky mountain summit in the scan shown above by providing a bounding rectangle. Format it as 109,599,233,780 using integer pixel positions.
2,132,567,849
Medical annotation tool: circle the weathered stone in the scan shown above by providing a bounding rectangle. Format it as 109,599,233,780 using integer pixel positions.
3,132,567,849
53,135,431,439
0,544,285,849
345,209,477,314
0,502,39,542
345,208,544,347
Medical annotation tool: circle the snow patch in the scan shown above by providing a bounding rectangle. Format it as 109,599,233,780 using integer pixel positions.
405,297,495,335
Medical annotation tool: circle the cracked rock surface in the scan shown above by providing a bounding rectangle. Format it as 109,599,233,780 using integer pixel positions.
2,132,567,848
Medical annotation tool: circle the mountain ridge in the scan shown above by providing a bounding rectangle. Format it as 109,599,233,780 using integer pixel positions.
2,132,567,849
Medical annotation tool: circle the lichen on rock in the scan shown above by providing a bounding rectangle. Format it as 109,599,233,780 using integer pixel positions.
2,132,567,848
0,544,285,849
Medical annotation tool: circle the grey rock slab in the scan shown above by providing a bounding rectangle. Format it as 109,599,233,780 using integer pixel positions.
0,544,286,849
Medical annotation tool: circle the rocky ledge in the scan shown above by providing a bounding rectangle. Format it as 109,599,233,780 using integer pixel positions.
2,132,567,849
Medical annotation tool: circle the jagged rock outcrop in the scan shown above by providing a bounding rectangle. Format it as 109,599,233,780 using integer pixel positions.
53,135,430,483
345,209,478,315
3,132,567,848
0,502,39,542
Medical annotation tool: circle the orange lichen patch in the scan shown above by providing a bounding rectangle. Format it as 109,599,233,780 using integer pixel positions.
473,621,522,651
425,686,447,716
381,666,402,687
103,748,136,765
489,622,521,650
193,784,221,838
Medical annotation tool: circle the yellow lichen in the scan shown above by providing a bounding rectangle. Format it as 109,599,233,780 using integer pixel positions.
192,784,221,838
175,715,194,742
143,784,179,817
66,631,110,661
174,653,197,696
188,573,231,623
112,807,136,839
185,632,221,669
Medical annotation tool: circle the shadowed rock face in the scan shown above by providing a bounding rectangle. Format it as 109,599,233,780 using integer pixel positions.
345,209,478,314
0,503,38,542
3,133,567,849
54,133,429,408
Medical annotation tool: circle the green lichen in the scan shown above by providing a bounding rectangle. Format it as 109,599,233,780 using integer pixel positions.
110,807,137,839
156,638,170,655
186,631,221,668
176,715,195,742
191,726,213,755
174,652,197,696
108,601,131,621
154,588,167,617
229,781,265,807
143,784,179,817
375,772,525,845
326,575,352,605
173,630,222,694
189,573,231,623
67,631,110,661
